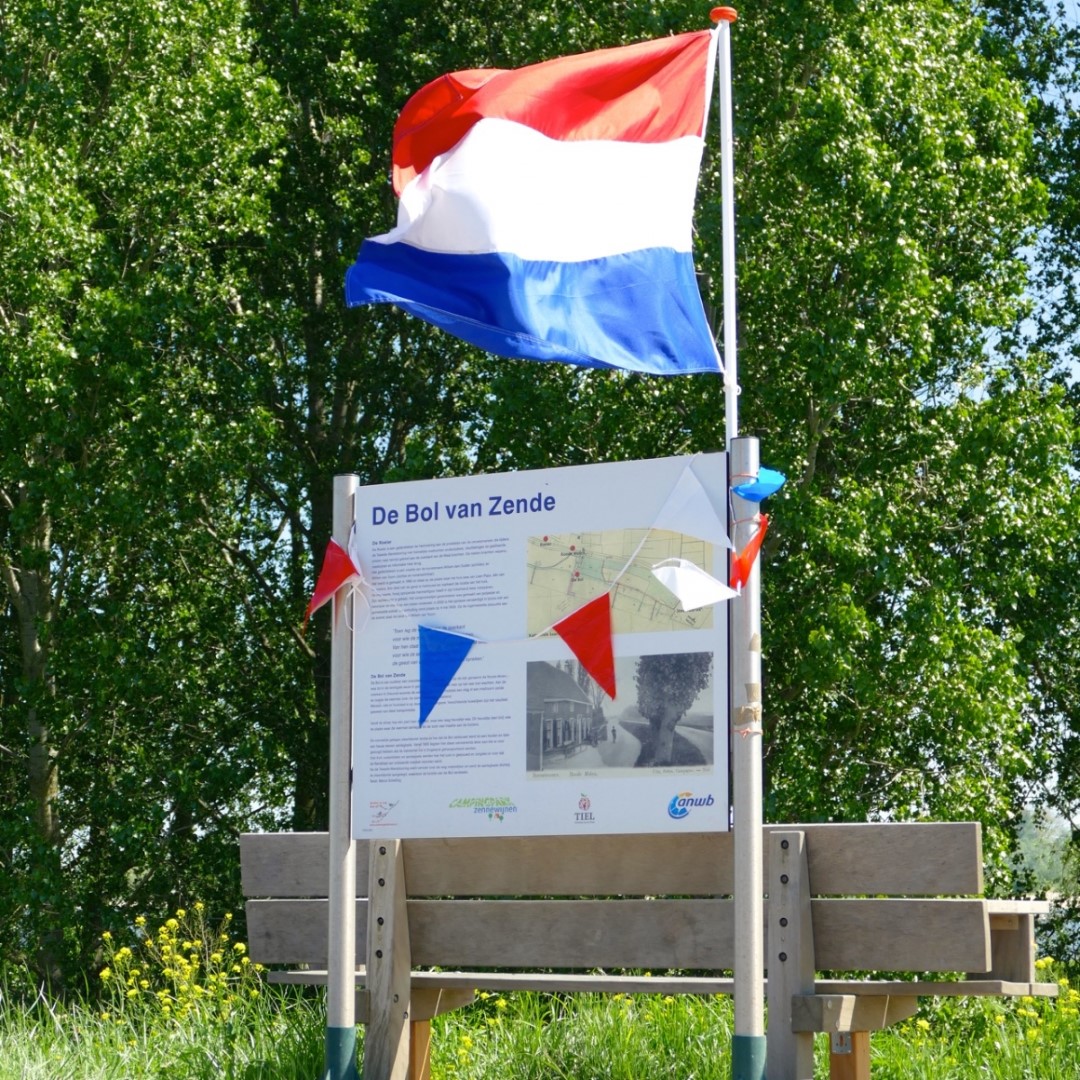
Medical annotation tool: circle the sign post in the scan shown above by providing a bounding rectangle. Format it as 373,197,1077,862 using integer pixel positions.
325,474,360,1080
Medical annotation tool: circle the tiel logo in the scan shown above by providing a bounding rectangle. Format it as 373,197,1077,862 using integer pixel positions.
575,793,595,824
667,791,715,820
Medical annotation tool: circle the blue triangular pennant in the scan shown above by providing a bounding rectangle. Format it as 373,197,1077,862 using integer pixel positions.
418,625,476,727
732,467,786,503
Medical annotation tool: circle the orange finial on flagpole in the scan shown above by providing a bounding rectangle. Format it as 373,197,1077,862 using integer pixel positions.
711,6,738,22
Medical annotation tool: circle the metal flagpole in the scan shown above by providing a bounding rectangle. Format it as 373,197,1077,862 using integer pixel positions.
325,474,360,1080
711,8,767,1078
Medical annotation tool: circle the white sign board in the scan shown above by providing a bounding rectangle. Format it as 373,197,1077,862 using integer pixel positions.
351,453,729,837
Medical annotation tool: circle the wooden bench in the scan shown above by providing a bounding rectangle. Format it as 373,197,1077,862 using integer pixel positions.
241,822,1056,1080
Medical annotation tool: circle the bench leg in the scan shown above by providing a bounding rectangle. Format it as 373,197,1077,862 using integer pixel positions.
408,1020,432,1080
829,1031,870,1080
363,840,412,1080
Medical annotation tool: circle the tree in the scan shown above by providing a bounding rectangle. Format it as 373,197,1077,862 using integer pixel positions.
3,0,1078,984
0,0,289,981
634,653,712,766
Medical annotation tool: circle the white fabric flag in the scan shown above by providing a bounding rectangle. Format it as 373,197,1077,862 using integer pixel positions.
652,558,737,611
652,464,732,550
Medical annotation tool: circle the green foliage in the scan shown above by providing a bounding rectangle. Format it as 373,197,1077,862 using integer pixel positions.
0,964,323,1080
3,0,1080,985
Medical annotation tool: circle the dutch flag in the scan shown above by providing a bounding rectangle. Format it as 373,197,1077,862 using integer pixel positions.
345,30,721,376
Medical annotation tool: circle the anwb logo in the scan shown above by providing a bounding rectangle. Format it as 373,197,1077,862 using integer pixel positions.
668,791,715,820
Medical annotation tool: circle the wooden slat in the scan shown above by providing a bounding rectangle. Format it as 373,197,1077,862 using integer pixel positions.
771,822,983,896
266,969,1057,1001
241,822,983,899
240,833,361,897
409,898,734,969
268,970,738,995
402,834,734,896
811,899,990,972
814,979,1058,998
248,896,992,973
250,896,997,976
247,899,360,965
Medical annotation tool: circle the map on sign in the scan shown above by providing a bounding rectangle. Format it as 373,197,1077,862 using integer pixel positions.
526,529,714,635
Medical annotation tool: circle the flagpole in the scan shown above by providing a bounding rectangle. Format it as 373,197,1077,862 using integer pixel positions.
712,9,767,1079
325,474,360,1080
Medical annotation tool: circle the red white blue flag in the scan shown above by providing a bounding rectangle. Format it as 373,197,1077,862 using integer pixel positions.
346,30,720,376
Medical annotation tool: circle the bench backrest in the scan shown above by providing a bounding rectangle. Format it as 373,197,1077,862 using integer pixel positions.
243,822,992,975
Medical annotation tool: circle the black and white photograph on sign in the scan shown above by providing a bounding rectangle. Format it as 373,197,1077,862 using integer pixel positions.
526,652,714,774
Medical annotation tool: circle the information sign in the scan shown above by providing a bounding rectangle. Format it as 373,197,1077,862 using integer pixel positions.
351,453,729,837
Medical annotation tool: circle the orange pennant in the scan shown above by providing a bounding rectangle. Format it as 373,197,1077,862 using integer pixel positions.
729,513,769,590
552,592,616,699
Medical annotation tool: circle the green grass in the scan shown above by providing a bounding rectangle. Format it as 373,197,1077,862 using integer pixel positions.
427,976,1080,1080
2,962,1077,1079
0,977,323,1080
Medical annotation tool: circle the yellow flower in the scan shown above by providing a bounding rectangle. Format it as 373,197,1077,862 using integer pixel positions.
995,1014,1006,1025
175,909,186,919
166,919,179,930
134,915,146,928
99,968,112,982
102,931,112,942
126,989,138,999
916,1019,931,1031
495,997,508,1010
233,942,246,954
194,901,204,912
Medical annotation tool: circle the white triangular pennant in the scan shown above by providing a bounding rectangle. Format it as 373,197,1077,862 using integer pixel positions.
652,558,737,611
653,465,732,550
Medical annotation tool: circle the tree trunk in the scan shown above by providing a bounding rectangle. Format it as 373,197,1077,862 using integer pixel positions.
2,503,64,984
652,704,682,766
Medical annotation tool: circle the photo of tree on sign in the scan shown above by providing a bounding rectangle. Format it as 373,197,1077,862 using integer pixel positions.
627,653,714,767
525,652,716,773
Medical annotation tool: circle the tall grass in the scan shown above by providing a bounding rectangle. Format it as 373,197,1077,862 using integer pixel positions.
0,904,324,1080
0,975,323,1080
1,909,1077,1080
427,972,1080,1080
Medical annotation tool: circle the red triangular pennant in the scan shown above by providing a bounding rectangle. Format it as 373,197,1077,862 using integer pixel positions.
552,592,616,699
730,513,769,590
304,539,361,628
